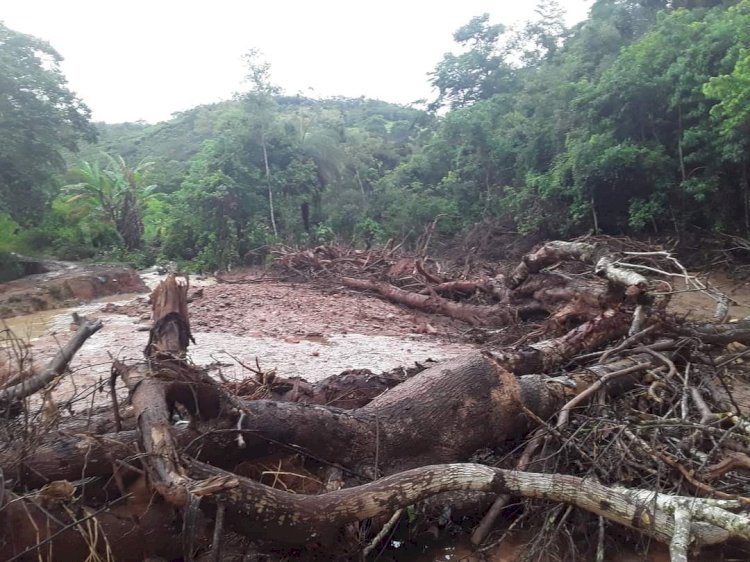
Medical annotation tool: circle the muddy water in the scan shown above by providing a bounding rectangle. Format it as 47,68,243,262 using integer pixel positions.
1,293,144,339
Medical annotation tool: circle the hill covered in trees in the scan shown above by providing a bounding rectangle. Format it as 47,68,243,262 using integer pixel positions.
2,0,750,272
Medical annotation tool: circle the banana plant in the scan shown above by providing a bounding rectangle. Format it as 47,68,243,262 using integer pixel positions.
63,153,156,250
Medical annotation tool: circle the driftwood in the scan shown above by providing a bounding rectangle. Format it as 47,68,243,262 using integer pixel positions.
339,240,656,329
3,243,750,561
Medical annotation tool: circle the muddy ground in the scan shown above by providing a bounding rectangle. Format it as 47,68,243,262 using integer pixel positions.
3,258,750,561
5,261,750,413
0,258,146,318
1,267,477,407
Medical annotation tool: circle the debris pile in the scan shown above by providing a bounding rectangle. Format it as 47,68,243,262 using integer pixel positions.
1,239,750,561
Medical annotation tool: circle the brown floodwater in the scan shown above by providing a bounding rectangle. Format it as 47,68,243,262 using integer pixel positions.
0,292,145,339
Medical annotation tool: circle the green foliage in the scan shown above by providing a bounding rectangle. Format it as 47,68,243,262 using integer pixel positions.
0,23,95,225
8,0,750,270
63,154,155,250
0,213,20,252
429,14,517,110
354,217,385,247
402,0,750,237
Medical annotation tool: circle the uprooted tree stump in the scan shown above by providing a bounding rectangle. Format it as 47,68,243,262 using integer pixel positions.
2,242,750,561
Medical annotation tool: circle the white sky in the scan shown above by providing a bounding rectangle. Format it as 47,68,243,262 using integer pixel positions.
2,1,593,124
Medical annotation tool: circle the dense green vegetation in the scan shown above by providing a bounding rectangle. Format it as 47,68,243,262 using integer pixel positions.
2,0,750,273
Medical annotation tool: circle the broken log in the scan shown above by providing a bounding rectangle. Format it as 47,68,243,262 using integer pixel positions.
6,242,750,560
507,240,647,291
1,313,636,485
486,309,630,374
145,273,193,357
342,276,534,326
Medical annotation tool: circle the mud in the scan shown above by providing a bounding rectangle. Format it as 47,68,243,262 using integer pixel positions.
670,271,750,320
0,260,146,318
6,263,750,411
2,268,476,408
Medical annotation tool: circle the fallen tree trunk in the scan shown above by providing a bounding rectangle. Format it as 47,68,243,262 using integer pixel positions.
0,312,637,485
507,240,647,291
675,320,750,345
5,249,749,560
4,460,739,560
186,461,735,548
227,309,634,475
486,308,630,374
342,276,522,325
341,241,639,328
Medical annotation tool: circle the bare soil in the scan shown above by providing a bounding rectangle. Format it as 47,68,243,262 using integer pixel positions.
0,260,146,318
5,262,750,414
2,268,476,407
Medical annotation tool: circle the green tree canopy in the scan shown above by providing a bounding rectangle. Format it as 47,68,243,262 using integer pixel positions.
0,22,95,224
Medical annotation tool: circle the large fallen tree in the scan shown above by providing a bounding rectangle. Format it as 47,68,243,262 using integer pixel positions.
2,240,750,561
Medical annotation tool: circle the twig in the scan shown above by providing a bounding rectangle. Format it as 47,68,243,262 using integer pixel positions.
0,318,103,402
471,426,545,546
597,325,658,364
556,362,652,428
362,508,403,558
4,493,130,562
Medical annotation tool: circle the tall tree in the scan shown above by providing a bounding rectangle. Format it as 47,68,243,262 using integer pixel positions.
429,14,517,110
243,49,281,237
518,0,568,65
0,23,95,224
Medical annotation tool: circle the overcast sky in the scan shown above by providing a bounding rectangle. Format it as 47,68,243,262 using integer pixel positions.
3,1,593,124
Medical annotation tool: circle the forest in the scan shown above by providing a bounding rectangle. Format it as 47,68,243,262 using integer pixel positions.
3,1,750,561
1,0,749,275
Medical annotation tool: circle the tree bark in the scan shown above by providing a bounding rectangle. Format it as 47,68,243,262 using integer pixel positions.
342,276,527,326
185,461,734,548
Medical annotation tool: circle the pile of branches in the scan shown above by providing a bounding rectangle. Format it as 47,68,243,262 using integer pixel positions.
270,243,402,280
1,241,750,561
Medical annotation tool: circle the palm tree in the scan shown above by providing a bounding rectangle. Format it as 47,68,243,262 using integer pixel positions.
63,154,155,250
